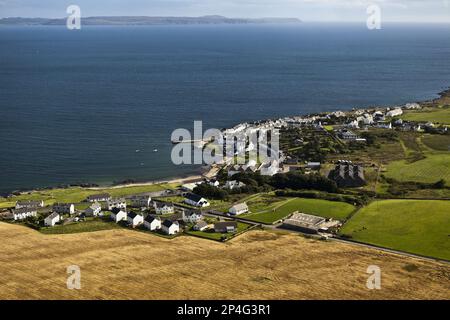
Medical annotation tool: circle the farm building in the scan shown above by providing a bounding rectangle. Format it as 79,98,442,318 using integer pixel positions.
282,212,326,234
86,193,111,202
130,195,152,208
306,162,321,170
161,219,180,235
53,203,75,215
328,164,366,188
44,212,60,227
214,221,238,233
184,194,210,207
110,208,127,223
12,207,37,221
229,203,249,216
15,200,44,209
127,211,144,227
107,198,127,211
339,130,358,140
85,202,102,216
153,202,175,215
144,215,161,231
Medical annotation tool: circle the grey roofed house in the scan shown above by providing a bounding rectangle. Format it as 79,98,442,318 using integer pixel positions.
127,211,140,219
13,207,37,215
193,220,209,231
45,211,60,221
86,193,111,202
162,219,179,228
185,193,203,203
154,201,174,209
214,221,238,233
16,200,44,208
144,215,160,223
111,207,123,215
328,164,366,188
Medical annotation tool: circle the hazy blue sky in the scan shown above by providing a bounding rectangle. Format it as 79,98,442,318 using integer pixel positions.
0,0,449,22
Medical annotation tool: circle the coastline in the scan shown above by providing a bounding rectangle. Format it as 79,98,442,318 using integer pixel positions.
3,86,449,197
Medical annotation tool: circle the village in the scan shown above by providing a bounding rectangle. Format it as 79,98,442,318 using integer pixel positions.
0,93,449,259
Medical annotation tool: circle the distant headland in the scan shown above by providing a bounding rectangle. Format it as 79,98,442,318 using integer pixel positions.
0,15,302,26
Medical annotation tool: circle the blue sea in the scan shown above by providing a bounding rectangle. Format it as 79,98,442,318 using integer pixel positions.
1,23,450,193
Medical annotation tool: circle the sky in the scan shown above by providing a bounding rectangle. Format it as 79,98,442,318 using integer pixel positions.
0,0,449,23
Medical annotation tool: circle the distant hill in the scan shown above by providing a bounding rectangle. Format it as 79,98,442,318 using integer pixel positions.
0,15,302,26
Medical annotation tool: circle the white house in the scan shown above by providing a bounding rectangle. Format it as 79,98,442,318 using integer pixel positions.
130,195,152,208
224,180,246,190
182,210,203,224
153,202,175,215
85,202,102,216
12,207,37,221
346,120,359,129
107,198,127,211
229,203,249,216
143,215,161,231
207,179,220,187
193,221,210,231
53,203,75,215
86,193,111,203
184,194,210,207
15,200,44,209
110,208,127,223
44,212,60,227
386,108,403,118
127,211,144,227
161,219,180,235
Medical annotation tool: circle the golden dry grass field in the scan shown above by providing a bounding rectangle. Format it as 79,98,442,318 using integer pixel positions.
0,222,449,300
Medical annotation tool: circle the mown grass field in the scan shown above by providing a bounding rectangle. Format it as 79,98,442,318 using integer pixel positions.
242,195,356,224
384,153,450,185
401,107,450,124
1,223,448,300
340,200,450,261
0,183,177,209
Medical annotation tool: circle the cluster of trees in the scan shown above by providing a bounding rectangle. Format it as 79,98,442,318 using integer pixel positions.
195,171,339,200
193,184,228,200
275,190,369,206
384,177,448,196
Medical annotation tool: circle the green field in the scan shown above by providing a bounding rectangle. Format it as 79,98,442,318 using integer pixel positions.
401,108,450,124
0,183,177,209
384,153,450,185
242,196,356,224
340,200,450,261
39,219,122,235
422,134,450,152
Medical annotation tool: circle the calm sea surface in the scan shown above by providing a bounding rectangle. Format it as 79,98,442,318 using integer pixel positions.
1,23,450,193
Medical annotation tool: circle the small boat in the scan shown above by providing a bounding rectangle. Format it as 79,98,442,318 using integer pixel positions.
153,149,158,152
135,149,140,153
